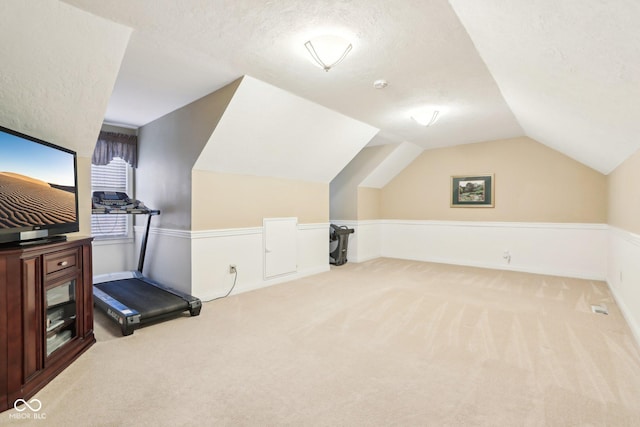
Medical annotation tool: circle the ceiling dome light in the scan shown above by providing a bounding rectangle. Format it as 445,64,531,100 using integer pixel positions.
411,110,440,127
373,79,388,89
304,35,353,72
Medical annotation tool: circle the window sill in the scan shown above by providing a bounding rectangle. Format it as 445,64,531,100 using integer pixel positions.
91,236,134,246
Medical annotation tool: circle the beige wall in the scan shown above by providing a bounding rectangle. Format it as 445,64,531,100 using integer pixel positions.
74,156,92,237
192,170,329,229
381,137,607,223
357,187,381,220
608,148,640,234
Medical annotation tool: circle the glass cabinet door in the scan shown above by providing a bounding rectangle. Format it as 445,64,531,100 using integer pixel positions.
45,279,77,357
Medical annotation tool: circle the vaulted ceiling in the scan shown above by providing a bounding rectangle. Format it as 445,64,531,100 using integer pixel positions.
62,0,640,174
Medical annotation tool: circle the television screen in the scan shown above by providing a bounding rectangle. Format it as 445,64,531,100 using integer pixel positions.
0,125,79,245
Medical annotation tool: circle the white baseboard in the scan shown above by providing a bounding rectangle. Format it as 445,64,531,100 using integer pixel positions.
607,278,640,351
208,264,330,301
389,253,605,281
607,227,640,349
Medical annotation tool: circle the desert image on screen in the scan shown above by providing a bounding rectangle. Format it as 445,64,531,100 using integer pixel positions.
0,130,77,230
0,172,76,229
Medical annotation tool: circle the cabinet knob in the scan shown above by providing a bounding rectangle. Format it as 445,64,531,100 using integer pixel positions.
58,261,68,267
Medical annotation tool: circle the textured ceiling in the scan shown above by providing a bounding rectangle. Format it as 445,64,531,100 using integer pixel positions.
62,0,640,173
0,1,130,157
449,0,640,174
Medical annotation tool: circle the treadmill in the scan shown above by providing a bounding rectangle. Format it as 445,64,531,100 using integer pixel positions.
92,192,201,335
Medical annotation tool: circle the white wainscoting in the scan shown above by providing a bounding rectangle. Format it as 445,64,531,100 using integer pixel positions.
131,220,638,347
333,220,608,280
135,223,330,301
133,226,193,295
607,227,640,346
332,220,381,263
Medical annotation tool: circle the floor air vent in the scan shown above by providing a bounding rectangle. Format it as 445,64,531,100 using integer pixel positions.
591,304,609,315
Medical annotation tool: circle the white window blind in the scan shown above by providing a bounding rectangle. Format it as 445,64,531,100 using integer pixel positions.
91,157,131,239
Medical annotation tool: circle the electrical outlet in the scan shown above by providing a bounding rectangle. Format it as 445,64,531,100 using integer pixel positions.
229,264,237,274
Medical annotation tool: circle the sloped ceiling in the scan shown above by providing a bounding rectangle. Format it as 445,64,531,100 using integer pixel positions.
60,0,640,173
0,0,131,157
193,76,379,183
449,0,640,174
359,142,423,188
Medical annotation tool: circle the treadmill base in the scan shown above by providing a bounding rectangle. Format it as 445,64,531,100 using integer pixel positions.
93,273,201,336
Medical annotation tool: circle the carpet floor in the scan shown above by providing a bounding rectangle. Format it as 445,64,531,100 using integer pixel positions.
2,258,640,426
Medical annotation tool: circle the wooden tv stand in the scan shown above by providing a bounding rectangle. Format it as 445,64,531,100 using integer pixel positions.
0,237,95,412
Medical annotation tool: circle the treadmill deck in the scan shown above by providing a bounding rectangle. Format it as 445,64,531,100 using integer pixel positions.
94,278,188,320
93,276,202,335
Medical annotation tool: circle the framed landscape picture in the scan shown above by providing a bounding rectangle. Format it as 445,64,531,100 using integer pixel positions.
451,174,494,207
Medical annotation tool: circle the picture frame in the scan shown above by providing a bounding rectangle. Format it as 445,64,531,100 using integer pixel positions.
451,174,494,208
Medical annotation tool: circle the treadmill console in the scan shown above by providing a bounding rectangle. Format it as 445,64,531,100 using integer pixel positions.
92,191,147,213
93,191,135,208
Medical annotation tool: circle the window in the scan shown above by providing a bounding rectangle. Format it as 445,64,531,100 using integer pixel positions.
91,157,132,239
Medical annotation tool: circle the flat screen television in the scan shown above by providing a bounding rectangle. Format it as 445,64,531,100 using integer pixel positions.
0,125,79,245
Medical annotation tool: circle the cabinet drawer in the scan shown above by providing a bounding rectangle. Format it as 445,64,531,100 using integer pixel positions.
43,248,79,277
